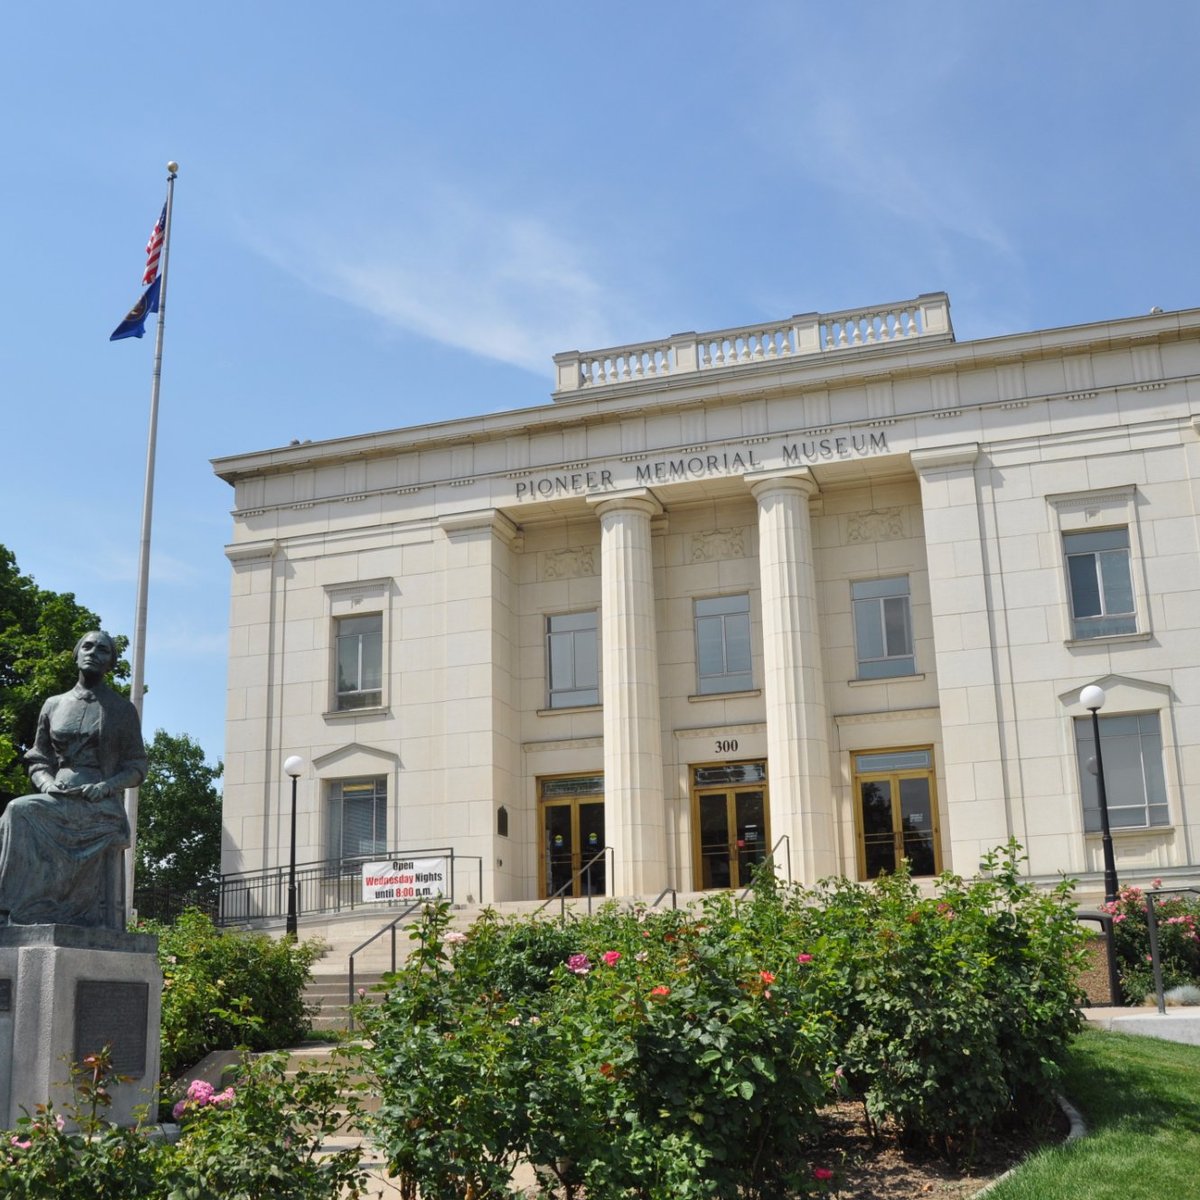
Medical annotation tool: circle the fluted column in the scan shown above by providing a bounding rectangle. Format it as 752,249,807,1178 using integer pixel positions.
749,470,835,882
588,490,666,895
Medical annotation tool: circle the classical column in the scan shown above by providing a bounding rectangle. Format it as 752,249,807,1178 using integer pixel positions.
588,490,666,896
749,470,836,882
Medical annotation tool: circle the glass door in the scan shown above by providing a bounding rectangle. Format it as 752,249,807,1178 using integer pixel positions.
539,773,606,899
853,748,940,879
692,762,770,890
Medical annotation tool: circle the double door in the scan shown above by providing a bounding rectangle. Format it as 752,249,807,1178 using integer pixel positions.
854,748,940,878
541,798,606,898
693,762,770,890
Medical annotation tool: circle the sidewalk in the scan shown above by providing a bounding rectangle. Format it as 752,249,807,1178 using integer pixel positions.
1082,1005,1200,1046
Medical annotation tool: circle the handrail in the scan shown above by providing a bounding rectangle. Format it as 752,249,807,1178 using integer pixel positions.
347,900,423,1032
216,844,480,926
739,834,792,900
1144,887,1200,1014
1075,909,1123,1007
647,887,678,911
534,845,614,917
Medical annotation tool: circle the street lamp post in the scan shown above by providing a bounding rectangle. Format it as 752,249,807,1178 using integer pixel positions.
283,755,304,938
1080,685,1119,904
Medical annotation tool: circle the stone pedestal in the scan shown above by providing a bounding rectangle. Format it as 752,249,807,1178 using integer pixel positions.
0,925,162,1129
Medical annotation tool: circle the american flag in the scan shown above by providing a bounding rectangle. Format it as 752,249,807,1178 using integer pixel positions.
142,204,166,286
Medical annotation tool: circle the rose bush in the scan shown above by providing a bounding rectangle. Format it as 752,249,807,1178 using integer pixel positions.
0,1047,368,1200
360,840,1086,1194
1102,881,1200,1002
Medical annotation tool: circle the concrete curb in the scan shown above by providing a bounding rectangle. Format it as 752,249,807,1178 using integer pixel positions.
970,1093,1086,1198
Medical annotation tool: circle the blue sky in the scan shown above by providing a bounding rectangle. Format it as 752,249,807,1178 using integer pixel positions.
2,2,1198,770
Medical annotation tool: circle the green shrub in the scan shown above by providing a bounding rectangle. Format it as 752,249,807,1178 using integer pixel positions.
164,1050,369,1199
1104,883,1200,1002
361,841,1087,1192
787,842,1086,1152
0,1047,368,1200
361,900,834,1199
144,908,322,1076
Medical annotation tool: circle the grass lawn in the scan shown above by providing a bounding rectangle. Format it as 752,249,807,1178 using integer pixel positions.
986,1028,1200,1200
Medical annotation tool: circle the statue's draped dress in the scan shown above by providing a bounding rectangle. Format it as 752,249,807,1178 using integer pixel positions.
0,683,145,926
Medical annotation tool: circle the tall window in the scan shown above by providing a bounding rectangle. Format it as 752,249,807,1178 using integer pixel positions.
852,577,914,679
694,594,753,694
1064,528,1136,638
546,611,599,708
328,776,388,862
335,614,382,710
1075,713,1168,831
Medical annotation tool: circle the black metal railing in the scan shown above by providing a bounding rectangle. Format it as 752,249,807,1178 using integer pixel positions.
132,882,219,925
739,834,792,900
347,900,424,1031
1145,886,1200,1014
535,845,615,918
216,847,483,926
1075,909,1123,1007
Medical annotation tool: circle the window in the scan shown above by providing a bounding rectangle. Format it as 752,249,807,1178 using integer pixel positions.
546,611,599,708
852,577,914,679
1064,528,1136,639
694,594,753,694
335,614,382,710
1075,712,1169,831
328,776,388,862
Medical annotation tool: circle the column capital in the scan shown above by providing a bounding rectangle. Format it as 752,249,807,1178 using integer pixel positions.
745,467,819,501
587,488,663,520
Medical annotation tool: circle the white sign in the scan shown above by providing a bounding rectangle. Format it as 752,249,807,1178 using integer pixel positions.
361,856,448,903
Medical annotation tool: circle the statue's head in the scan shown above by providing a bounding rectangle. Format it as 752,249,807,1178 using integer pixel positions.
74,630,116,678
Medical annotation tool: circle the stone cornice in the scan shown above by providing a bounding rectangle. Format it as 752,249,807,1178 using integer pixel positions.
212,308,1200,486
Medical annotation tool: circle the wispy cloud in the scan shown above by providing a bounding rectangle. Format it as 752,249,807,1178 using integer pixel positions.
241,175,630,376
754,10,1020,268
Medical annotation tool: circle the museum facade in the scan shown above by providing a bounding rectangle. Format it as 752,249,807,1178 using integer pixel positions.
213,292,1200,905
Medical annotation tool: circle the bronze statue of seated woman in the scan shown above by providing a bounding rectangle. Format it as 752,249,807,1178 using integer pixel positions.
0,631,146,927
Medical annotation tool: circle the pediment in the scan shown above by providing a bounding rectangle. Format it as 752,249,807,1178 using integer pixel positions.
311,742,401,776
1058,673,1174,711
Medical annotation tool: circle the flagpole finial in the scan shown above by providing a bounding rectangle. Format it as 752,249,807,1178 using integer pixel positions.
167,161,179,175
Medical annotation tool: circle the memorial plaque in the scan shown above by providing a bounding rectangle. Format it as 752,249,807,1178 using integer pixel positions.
74,980,149,1075
0,979,10,1013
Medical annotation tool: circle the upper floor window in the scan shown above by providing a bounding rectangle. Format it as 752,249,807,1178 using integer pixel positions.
1064,528,1136,639
694,594,753,694
1074,712,1168,831
335,613,383,710
327,776,388,863
852,577,914,679
546,610,599,708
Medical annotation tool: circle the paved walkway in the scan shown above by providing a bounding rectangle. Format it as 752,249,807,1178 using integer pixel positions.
1082,1005,1200,1046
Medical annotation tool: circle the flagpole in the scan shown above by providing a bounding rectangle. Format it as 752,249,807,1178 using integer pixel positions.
124,160,179,919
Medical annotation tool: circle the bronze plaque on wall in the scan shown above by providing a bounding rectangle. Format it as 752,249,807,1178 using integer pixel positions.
74,980,149,1075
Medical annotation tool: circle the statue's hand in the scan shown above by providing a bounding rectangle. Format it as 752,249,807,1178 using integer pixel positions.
79,782,115,802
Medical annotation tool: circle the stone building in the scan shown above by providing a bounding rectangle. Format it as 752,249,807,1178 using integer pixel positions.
213,292,1200,907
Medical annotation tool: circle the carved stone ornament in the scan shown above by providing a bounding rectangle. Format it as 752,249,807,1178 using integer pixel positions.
542,548,597,580
689,528,748,563
846,508,905,544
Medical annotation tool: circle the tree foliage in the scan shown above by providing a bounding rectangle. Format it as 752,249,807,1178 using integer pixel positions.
137,729,223,895
0,544,129,802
